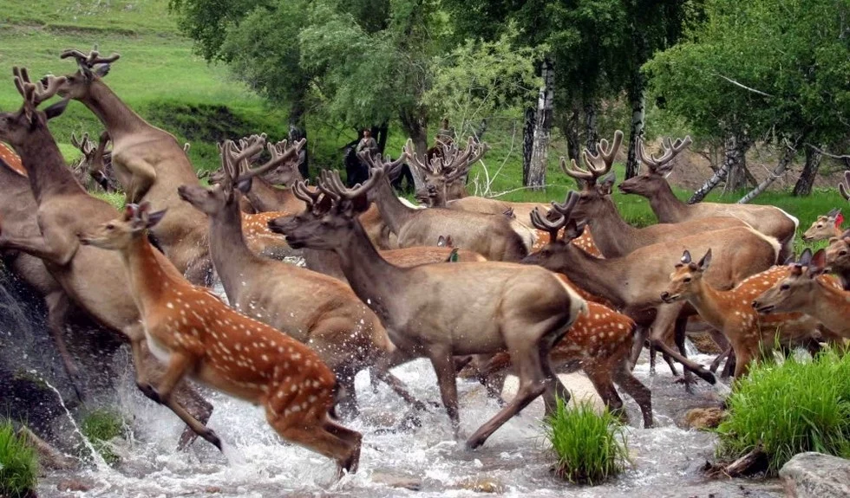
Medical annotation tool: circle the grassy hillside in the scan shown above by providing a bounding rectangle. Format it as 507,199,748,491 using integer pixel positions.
0,0,842,253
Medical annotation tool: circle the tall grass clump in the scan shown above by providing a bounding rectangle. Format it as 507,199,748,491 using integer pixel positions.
0,421,38,498
544,398,628,485
716,348,850,474
81,409,128,466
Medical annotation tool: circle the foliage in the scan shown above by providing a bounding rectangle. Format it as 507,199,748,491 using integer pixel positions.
81,409,128,466
544,397,628,485
0,421,38,498
716,348,850,475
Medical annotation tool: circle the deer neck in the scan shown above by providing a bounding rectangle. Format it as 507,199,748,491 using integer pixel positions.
807,284,850,332
372,176,414,234
80,80,151,139
123,234,186,315
557,245,631,308
585,198,639,257
647,181,690,222
684,280,729,330
16,130,85,203
333,220,404,321
246,177,288,212
208,195,261,301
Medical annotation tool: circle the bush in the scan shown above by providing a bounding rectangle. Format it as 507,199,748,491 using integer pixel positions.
716,349,850,474
0,421,38,498
81,409,127,466
544,398,629,485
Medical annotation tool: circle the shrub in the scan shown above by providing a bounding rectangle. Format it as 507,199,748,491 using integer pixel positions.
81,409,128,466
544,397,629,485
716,348,850,474
0,421,38,498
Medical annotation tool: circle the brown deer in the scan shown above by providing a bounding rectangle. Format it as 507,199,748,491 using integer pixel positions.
406,137,487,205
178,138,422,415
826,230,850,290
0,67,214,449
662,250,838,378
268,167,588,449
803,208,844,242
362,151,528,261
56,46,213,284
619,136,798,260
69,131,118,192
467,300,653,428
525,192,781,386
753,249,850,337
559,131,750,257
79,203,361,476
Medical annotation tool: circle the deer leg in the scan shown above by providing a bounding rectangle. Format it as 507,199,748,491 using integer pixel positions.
334,369,359,419
120,157,156,204
0,231,78,266
146,351,195,405
584,362,626,424
613,362,653,428
428,347,461,437
267,411,359,478
540,347,570,416
650,304,716,385
672,316,695,392
628,325,647,370
371,349,432,410
44,292,84,402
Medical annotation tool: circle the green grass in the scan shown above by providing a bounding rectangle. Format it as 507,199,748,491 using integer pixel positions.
0,421,38,498
80,408,127,466
544,398,629,485
716,348,850,475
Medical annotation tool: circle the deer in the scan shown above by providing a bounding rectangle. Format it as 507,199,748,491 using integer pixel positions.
69,131,118,192
267,166,588,449
753,249,850,337
79,203,362,477
0,67,214,449
525,191,781,387
803,208,844,242
825,229,850,290
361,150,528,262
1,141,26,175
618,135,799,261
661,250,841,378
56,46,213,284
178,138,424,416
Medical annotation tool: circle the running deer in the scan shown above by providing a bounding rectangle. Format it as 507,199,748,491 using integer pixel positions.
753,249,850,337
468,301,653,428
0,67,213,448
79,203,361,476
559,131,750,257
178,138,422,415
56,46,212,284
661,250,838,378
69,131,118,192
619,135,798,260
803,208,844,242
268,167,588,449
361,150,528,261
525,192,780,386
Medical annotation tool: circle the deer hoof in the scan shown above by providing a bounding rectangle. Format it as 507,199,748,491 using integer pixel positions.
137,382,162,403
204,428,222,451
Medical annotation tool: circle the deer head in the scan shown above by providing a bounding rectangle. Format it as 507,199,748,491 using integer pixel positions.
558,130,622,222
752,249,826,313
56,45,120,100
824,229,850,272
660,249,712,304
618,135,692,196
404,137,487,202
79,202,167,250
0,68,68,146
802,208,843,242
522,191,586,269
267,167,385,250
178,136,305,215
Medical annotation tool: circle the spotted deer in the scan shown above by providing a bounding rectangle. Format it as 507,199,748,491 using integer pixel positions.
56,46,213,284
268,167,588,449
0,141,26,175
753,249,850,337
802,208,843,242
619,135,798,261
661,250,840,377
0,67,213,448
80,203,362,476
178,138,423,415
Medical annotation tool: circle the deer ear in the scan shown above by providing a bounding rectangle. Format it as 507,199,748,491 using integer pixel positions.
94,64,111,78
599,171,616,195
123,204,136,221
44,98,69,120
235,177,252,194
698,248,712,271
146,209,167,229
681,250,692,264
799,248,813,267
809,249,827,277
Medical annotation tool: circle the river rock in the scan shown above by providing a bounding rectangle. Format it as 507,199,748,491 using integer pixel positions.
455,476,505,493
687,330,723,354
371,470,423,490
684,407,726,430
779,452,850,498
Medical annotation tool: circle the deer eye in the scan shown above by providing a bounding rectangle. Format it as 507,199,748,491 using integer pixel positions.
105,224,115,230
840,251,848,256
683,277,692,283
780,284,790,291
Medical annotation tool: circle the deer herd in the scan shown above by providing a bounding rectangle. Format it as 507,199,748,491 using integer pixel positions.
0,46,848,479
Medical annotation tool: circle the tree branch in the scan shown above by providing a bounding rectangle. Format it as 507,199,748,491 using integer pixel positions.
715,74,774,98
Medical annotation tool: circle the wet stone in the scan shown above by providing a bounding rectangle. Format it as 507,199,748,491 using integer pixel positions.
370,470,423,490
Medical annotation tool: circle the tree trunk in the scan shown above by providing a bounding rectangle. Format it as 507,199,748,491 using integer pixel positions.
289,100,308,179
738,141,798,204
690,132,750,203
625,85,646,179
398,109,428,190
792,145,823,196
370,122,389,154
584,101,598,154
562,106,581,163
528,59,554,190
522,107,535,185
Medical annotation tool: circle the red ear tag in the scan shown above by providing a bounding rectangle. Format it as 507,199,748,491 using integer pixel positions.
835,213,844,228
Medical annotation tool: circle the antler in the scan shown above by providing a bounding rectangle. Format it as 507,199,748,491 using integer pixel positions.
530,208,566,244
318,167,385,203
291,179,322,209
12,67,66,106
358,149,406,176
560,130,623,185
71,132,96,157
224,136,305,186
403,137,487,182
840,171,850,201
60,45,120,77
637,135,692,174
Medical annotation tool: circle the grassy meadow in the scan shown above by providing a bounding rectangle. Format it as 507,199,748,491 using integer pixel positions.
0,0,844,255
